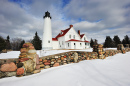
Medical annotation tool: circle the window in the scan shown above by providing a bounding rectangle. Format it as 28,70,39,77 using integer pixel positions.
62,41,64,45
74,43,75,45
48,40,50,43
85,43,87,45
69,35,71,38
68,43,69,47
80,43,82,46
73,35,75,39
84,37,86,41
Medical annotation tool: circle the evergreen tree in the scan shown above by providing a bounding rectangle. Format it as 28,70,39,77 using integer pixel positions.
122,35,130,47
103,36,113,48
122,39,126,47
19,40,25,49
94,39,98,45
113,35,121,47
32,32,42,50
0,36,6,51
124,35,130,44
90,38,94,47
6,35,11,50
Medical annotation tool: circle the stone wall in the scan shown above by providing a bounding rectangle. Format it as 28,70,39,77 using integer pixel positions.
0,45,130,78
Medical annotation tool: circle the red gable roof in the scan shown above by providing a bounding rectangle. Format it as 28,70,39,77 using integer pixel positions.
80,34,85,38
55,28,71,39
52,38,58,41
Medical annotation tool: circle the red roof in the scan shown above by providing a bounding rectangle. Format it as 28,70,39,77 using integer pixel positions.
80,34,85,38
52,38,58,41
66,39,90,42
66,39,83,42
55,28,71,39
84,41,90,43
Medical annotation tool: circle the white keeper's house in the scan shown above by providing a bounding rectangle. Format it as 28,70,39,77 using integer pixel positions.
42,11,90,50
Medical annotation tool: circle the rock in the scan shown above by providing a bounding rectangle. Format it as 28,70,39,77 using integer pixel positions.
45,65,50,69
20,48,27,53
0,71,6,78
61,57,64,60
74,52,78,63
23,60,35,73
55,56,58,58
19,58,29,62
39,59,42,62
40,68,44,70
0,62,17,72
47,60,51,63
44,62,50,65
57,60,61,63
17,63,23,68
43,60,48,63
53,63,59,67
5,72,16,77
63,63,67,65
35,65,40,69
40,64,44,68
36,54,39,65
51,61,54,64
32,69,41,74
17,68,24,75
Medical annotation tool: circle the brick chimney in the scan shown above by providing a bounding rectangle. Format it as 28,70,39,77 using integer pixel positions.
78,30,80,35
70,25,73,28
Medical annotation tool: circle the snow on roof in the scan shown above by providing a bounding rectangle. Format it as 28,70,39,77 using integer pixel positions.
52,38,58,41
66,39,89,42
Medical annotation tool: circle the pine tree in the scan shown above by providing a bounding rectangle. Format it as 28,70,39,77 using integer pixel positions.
0,36,6,51
124,35,130,44
122,35,130,47
113,35,121,47
32,32,42,50
122,39,126,47
94,39,98,45
19,40,25,49
6,35,11,50
103,36,113,48
90,38,94,47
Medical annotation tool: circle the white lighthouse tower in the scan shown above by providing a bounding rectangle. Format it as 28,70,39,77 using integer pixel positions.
42,11,52,50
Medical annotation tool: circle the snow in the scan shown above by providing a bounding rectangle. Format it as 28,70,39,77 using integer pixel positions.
0,48,93,59
0,51,130,86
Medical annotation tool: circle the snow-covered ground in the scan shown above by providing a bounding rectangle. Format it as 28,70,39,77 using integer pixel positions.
0,52,130,86
0,48,93,59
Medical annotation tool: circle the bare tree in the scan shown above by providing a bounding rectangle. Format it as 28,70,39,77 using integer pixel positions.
11,38,23,50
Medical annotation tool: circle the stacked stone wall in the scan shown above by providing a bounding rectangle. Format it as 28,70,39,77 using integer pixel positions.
0,43,130,78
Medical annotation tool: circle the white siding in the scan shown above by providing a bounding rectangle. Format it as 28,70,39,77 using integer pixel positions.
42,17,52,50
52,41,59,49
65,27,80,41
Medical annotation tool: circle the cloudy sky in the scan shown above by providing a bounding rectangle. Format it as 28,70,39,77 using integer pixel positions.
0,0,130,43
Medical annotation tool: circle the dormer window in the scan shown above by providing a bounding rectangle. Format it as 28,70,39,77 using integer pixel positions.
69,35,71,38
73,35,75,39
84,37,86,41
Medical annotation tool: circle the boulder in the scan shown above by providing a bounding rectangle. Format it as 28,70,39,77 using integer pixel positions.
5,72,16,77
53,63,59,67
17,68,24,76
0,62,17,72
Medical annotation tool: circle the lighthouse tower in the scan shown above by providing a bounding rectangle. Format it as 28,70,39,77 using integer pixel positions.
42,11,52,50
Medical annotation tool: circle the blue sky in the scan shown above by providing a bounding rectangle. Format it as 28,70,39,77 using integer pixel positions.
0,0,130,43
